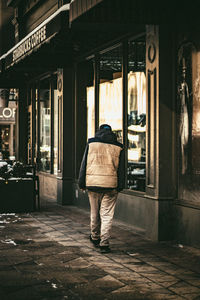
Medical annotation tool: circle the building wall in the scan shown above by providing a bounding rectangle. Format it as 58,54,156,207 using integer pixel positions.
173,203,200,246
0,0,14,56
22,0,59,35
39,173,57,201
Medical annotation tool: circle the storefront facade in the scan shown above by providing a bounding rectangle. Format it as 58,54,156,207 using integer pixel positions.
69,1,200,246
71,23,175,242
0,0,74,202
1,0,200,247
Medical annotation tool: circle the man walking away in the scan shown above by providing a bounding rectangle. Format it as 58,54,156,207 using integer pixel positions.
78,124,125,253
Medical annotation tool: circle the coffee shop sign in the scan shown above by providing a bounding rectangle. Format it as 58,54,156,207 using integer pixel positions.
0,108,16,121
13,25,46,62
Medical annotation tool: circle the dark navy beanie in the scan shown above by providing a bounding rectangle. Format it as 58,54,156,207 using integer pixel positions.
99,124,112,131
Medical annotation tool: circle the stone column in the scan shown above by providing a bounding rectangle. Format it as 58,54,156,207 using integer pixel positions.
145,25,176,241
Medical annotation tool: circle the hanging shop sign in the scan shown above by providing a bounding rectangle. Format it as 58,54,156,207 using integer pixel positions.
0,107,16,123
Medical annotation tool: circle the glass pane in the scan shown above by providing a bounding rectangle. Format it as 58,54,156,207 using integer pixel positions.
86,61,95,139
127,38,146,191
0,88,17,163
53,75,58,174
99,46,122,143
177,43,200,205
35,88,38,162
40,78,51,172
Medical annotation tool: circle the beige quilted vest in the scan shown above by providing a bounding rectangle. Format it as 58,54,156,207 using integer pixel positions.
86,142,122,188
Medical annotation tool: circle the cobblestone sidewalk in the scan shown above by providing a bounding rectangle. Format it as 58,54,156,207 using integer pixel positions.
0,202,200,300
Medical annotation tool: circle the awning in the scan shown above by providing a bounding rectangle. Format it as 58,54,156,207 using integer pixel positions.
69,0,199,27
0,4,70,70
69,0,103,23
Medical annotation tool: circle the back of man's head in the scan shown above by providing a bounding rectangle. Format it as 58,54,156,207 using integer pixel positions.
99,124,112,131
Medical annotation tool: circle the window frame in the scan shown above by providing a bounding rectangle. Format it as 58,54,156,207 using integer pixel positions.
28,71,59,175
77,33,146,194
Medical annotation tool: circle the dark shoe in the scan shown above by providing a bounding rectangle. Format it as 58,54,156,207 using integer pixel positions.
100,245,111,253
89,235,100,247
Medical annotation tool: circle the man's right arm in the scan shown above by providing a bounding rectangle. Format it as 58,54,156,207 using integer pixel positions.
78,144,89,189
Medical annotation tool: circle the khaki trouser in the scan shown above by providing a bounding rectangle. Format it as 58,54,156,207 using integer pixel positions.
88,190,118,246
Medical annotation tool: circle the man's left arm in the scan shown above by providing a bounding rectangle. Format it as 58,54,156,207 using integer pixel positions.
117,148,125,192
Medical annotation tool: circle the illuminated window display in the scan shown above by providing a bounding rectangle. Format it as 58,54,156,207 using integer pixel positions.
28,73,59,177
54,79,59,175
99,46,122,143
178,43,200,204
127,40,146,191
87,85,95,139
40,78,51,172
0,89,17,162
83,60,95,140
83,36,146,192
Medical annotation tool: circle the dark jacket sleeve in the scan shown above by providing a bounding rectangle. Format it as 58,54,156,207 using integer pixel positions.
78,144,89,189
117,148,125,192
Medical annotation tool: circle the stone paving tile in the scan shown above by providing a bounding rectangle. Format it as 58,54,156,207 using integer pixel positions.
109,254,142,264
147,294,184,300
135,281,175,294
108,285,152,300
177,271,200,281
92,274,125,292
139,272,179,283
38,225,57,232
186,279,200,287
48,271,89,285
168,281,200,295
58,241,84,247
64,257,92,269
70,283,107,300
183,294,200,300
123,263,159,274
44,231,66,238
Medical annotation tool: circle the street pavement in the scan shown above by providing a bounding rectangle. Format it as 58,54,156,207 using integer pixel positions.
0,201,200,300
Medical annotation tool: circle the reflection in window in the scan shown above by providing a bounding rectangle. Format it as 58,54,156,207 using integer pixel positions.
87,85,95,139
99,46,122,143
53,76,58,174
127,39,146,191
35,88,38,161
40,78,51,172
0,89,17,162
86,61,95,139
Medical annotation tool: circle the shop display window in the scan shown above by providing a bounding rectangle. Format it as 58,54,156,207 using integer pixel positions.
177,42,200,205
87,65,95,139
80,36,146,193
127,39,146,191
35,88,38,161
87,86,95,139
77,59,94,177
0,89,17,163
0,126,12,160
53,76,59,174
30,74,58,174
39,78,51,172
99,46,123,143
